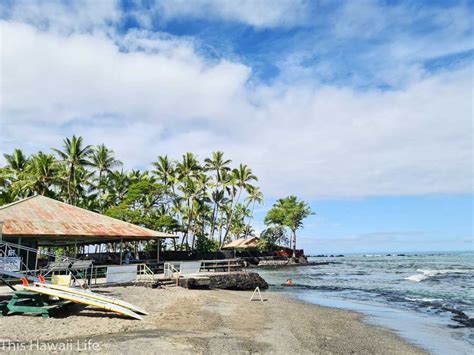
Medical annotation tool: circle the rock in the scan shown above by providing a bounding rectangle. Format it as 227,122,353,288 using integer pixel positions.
179,276,211,289
180,272,269,290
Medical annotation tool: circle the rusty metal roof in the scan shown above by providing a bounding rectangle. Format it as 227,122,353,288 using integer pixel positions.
222,236,259,249
0,195,176,240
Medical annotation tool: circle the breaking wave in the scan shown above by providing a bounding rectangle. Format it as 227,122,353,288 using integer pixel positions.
405,269,473,282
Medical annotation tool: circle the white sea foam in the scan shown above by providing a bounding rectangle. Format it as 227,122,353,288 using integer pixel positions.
404,296,443,303
406,269,473,282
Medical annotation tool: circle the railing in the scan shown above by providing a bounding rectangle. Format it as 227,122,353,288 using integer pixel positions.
200,259,243,272
0,240,90,286
164,262,180,286
137,263,155,282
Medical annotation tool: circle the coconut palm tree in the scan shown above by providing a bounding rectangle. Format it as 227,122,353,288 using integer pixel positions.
264,196,313,257
152,155,176,188
20,152,59,196
223,164,257,241
90,144,122,211
53,135,92,205
3,149,30,199
176,152,201,180
244,186,264,234
3,149,29,175
204,151,231,240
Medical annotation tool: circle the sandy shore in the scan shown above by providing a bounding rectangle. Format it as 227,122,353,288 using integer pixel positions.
0,286,425,354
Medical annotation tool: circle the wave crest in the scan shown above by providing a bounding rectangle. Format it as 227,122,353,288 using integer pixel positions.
406,269,473,282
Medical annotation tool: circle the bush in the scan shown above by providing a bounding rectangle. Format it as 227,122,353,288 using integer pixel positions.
195,234,219,253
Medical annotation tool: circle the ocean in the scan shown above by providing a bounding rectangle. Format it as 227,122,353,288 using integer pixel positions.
258,252,473,354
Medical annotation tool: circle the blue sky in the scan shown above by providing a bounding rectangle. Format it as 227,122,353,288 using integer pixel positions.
0,0,472,253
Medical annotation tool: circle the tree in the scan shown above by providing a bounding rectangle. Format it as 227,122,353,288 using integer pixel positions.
4,148,28,172
245,186,264,231
53,135,92,204
3,149,29,199
258,226,288,251
90,144,122,211
264,196,313,257
19,152,58,196
0,135,264,254
223,164,257,242
204,151,231,240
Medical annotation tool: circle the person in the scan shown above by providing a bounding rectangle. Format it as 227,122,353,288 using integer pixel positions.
124,250,133,264
286,278,293,285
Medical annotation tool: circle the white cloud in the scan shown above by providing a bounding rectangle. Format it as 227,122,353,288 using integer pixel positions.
0,18,472,199
0,0,120,34
147,0,309,28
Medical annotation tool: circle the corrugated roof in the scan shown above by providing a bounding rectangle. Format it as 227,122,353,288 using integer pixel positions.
0,195,176,240
222,236,259,249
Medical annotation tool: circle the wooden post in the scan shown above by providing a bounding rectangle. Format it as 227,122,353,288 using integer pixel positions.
156,239,160,264
74,239,78,258
119,238,124,265
34,249,39,273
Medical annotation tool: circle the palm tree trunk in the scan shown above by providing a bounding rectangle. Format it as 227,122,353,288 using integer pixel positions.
223,188,241,241
245,200,256,235
98,169,103,212
292,229,297,258
209,203,218,240
67,165,73,204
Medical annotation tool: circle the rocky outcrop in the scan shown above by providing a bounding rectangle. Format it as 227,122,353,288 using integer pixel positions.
208,271,268,290
179,271,268,290
257,256,308,268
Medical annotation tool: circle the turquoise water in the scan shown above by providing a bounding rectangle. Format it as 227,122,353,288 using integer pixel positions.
258,252,473,354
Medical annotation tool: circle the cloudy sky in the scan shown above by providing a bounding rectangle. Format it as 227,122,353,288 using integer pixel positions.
0,0,472,253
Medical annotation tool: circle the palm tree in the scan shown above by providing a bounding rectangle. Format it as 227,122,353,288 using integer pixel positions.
204,151,231,185
223,164,257,242
3,149,29,174
244,186,264,234
264,196,313,257
107,170,131,205
178,176,200,250
3,149,29,199
21,152,58,196
53,135,92,204
176,152,201,180
90,144,122,211
152,155,176,188
204,151,231,240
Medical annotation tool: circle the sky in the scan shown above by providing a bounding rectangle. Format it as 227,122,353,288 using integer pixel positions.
0,0,472,253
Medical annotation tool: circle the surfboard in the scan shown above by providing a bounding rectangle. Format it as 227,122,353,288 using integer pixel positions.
22,285,143,320
34,282,148,315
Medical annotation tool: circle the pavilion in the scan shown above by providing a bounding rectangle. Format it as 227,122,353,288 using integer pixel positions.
0,195,177,264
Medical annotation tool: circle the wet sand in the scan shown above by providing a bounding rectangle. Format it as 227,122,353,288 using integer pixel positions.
0,286,426,354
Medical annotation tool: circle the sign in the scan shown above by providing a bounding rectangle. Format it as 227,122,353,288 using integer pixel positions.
106,265,137,284
0,257,21,271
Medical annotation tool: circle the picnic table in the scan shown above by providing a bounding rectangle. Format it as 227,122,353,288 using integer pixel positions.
0,290,69,318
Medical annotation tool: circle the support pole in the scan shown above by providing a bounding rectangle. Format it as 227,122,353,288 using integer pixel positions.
119,238,124,265
156,239,160,264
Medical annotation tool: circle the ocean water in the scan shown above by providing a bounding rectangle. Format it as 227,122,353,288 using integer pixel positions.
258,252,473,354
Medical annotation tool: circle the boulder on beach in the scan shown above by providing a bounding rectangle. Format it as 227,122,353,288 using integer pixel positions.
180,272,269,290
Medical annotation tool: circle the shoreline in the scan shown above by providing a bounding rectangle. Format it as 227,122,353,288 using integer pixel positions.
0,285,425,354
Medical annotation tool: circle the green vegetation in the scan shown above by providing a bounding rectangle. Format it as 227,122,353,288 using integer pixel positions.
264,196,314,257
0,135,264,251
257,226,289,251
